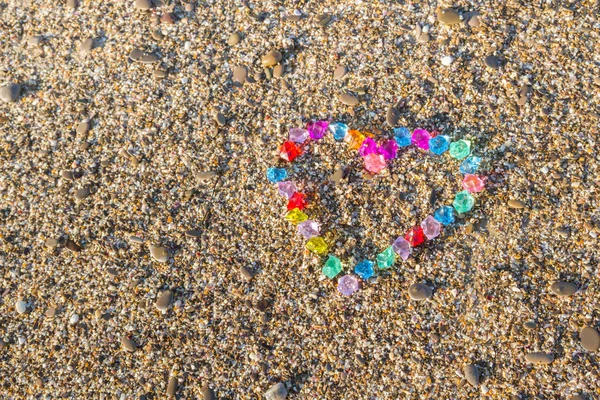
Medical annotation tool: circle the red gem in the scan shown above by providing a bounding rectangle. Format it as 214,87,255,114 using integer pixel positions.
405,226,425,247
287,193,307,210
279,141,302,162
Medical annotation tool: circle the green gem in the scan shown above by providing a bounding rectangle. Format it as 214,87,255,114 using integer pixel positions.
377,246,396,269
285,208,308,224
322,255,342,278
453,190,475,213
306,236,328,254
449,139,471,160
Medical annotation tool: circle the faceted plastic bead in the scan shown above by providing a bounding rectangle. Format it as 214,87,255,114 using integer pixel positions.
392,236,411,260
411,129,431,150
358,137,379,156
460,156,482,175
345,130,366,150
364,153,386,174
277,181,297,199
434,206,455,225
306,236,328,254
285,208,308,224
322,255,342,278
453,190,475,213
421,215,442,239
449,139,471,160
379,139,398,160
354,260,375,280
428,135,450,155
462,174,485,193
394,127,412,147
338,274,360,296
266,167,287,183
307,120,329,140
297,220,319,239
405,226,425,247
279,141,302,162
329,122,349,141
287,192,307,210
289,127,309,143
376,247,396,269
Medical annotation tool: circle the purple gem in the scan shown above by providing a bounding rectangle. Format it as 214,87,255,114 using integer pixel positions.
337,274,360,296
277,181,297,199
421,215,442,239
392,236,411,260
289,128,309,143
358,137,379,156
307,120,329,140
297,220,320,239
411,129,431,150
379,139,398,160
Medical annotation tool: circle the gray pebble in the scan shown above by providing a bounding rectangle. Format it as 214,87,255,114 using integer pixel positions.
262,50,282,67
216,113,226,126
79,38,94,54
61,170,75,180
507,200,526,209
228,32,241,46
523,320,537,330
129,48,143,61
196,170,217,181
333,65,346,80
135,0,152,10
120,336,136,352
76,121,90,134
151,30,165,41
273,64,284,78
550,281,578,297
580,327,600,352
339,93,359,106
233,66,247,84
408,283,432,301
167,376,177,396
317,14,332,27
185,229,201,238
155,290,172,311
139,53,159,63
386,107,400,126
484,55,499,69
437,8,461,25
153,69,167,79
240,265,253,280
556,228,570,238
45,238,59,248
0,83,21,103
75,187,91,201
265,382,288,400
150,245,169,262
524,352,554,364
16,300,27,314
129,235,144,244
203,386,216,400
463,364,480,387
65,239,81,252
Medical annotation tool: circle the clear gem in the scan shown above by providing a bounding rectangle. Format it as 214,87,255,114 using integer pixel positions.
307,120,329,140
285,208,308,224
297,220,319,239
411,129,431,149
392,236,411,260
453,190,475,213
462,174,485,193
460,156,482,174
449,139,471,160
306,236,328,254
376,247,396,269
379,139,398,160
358,137,378,156
289,127,309,143
364,153,386,174
322,255,342,278
338,275,360,295
421,215,442,239
277,181,296,198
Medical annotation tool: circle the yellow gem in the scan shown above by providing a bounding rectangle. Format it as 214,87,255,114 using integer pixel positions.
306,236,328,254
285,208,308,224
345,130,365,150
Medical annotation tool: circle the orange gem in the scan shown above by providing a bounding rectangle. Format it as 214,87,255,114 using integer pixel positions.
345,130,365,150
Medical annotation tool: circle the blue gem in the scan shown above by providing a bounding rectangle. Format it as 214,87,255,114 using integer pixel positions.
354,260,375,280
428,135,450,155
329,122,349,141
266,167,288,183
434,206,455,225
460,156,482,175
394,127,411,147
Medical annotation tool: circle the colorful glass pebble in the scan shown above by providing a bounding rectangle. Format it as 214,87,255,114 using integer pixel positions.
297,220,319,239
434,206,455,225
429,135,450,155
364,153,386,174
379,139,398,160
307,120,329,140
329,122,349,141
277,181,297,199
453,190,475,213
460,156,482,175
354,260,375,280
338,275,360,296
287,192,307,210
345,130,366,150
306,236,328,254
392,236,411,260
394,127,412,147
405,226,426,247
421,215,442,239
285,208,308,224
358,137,379,156
462,174,485,193
322,255,342,278
289,127,309,143
267,167,287,183
412,129,431,150
449,139,471,160
376,247,396,269
279,141,302,162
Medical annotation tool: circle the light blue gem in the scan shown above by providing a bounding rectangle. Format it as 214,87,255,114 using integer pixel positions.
434,205,455,225
329,122,349,141
428,135,450,155
266,167,287,183
394,127,411,147
354,260,375,280
460,156,482,175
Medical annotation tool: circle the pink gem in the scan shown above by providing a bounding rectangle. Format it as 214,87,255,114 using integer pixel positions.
307,120,329,140
392,236,411,260
358,137,379,156
364,153,386,174
277,181,297,199
379,139,398,160
289,128,309,143
338,274,360,296
421,215,442,240
297,220,319,239
462,174,485,193
411,129,431,150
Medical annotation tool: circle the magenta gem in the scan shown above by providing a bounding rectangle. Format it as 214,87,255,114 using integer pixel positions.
364,153,386,174
421,215,442,240
338,274,360,296
289,128,309,143
411,129,431,150
297,220,320,239
392,236,411,260
379,139,399,160
307,120,329,140
277,181,297,199
358,137,379,156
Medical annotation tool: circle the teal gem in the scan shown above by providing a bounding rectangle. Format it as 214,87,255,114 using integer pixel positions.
453,190,475,213
322,255,342,278
376,246,396,269
449,139,471,160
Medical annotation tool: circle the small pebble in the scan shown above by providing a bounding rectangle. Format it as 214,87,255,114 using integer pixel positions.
484,55,499,69
463,364,480,387
16,300,27,314
262,50,282,67
441,56,454,66
437,8,461,25
240,265,253,280
228,32,242,46
233,66,247,84
155,290,173,311
579,327,600,352
135,0,152,9
408,283,432,301
265,382,288,400
149,245,169,262
333,65,346,79
508,200,526,209
339,93,359,106
0,83,22,103
550,281,578,297
525,352,554,365
120,336,136,352
203,386,216,400
69,314,79,325
167,376,177,396
273,64,284,78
